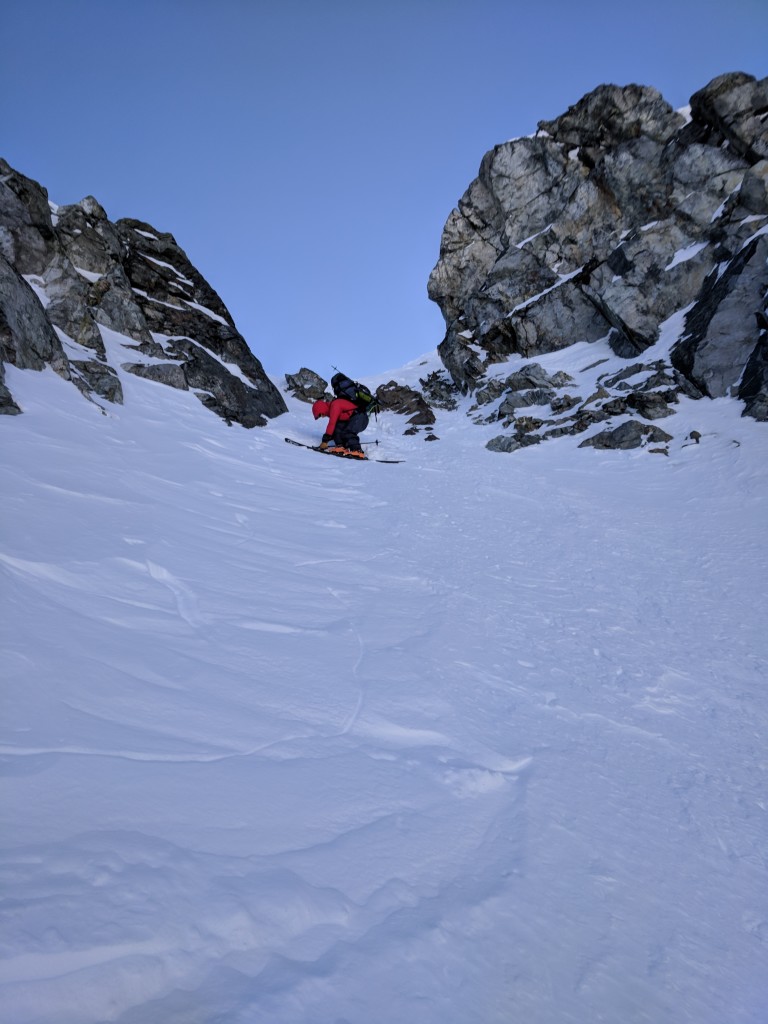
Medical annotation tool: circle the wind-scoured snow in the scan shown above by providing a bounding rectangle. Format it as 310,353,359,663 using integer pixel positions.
664,241,709,270
1,344,767,1024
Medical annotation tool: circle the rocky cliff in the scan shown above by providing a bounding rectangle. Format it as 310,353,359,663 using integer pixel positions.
4,71,767,454
426,71,768,450
0,159,286,425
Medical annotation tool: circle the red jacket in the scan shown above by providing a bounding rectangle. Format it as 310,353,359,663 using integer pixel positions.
321,398,358,438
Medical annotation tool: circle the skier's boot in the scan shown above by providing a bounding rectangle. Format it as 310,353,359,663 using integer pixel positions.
326,446,349,456
345,449,366,459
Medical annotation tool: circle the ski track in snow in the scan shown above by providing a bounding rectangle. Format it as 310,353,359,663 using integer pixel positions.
1,355,767,1024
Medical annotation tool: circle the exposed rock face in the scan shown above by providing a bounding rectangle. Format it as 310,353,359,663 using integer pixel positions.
375,380,436,436
0,359,21,414
0,159,286,426
740,319,768,420
689,72,768,163
578,419,673,451
0,253,69,374
285,368,330,403
478,356,698,453
418,368,460,410
671,235,768,399
428,72,768,444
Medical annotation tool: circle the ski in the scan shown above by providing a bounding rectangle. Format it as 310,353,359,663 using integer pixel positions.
284,438,403,463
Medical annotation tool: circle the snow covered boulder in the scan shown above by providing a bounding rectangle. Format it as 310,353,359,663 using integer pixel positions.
578,419,673,450
418,368,459,410
375,380,436,429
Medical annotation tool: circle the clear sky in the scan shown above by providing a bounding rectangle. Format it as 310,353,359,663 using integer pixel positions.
3,0,766,378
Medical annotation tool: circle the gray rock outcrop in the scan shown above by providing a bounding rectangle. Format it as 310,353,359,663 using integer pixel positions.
0,159,286,426
429,71,768,448
375,380,436,435
0,253,69,374
578,419,674,451
480,355,702,453
285,368,330,403
418,368,460,410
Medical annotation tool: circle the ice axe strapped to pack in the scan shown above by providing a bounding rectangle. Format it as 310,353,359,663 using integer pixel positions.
330,371,380,416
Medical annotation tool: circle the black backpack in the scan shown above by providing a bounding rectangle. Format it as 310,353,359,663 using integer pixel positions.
331,372,380,416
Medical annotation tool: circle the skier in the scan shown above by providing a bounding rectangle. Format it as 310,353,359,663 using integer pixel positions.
312,397,368,458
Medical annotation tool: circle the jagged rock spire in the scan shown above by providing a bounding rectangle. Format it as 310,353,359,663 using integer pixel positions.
0,159,286,425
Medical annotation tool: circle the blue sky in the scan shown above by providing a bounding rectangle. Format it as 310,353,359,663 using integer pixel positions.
3,0,766,378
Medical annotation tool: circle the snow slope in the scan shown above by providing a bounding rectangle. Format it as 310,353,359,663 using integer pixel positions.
2,349,767,1024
